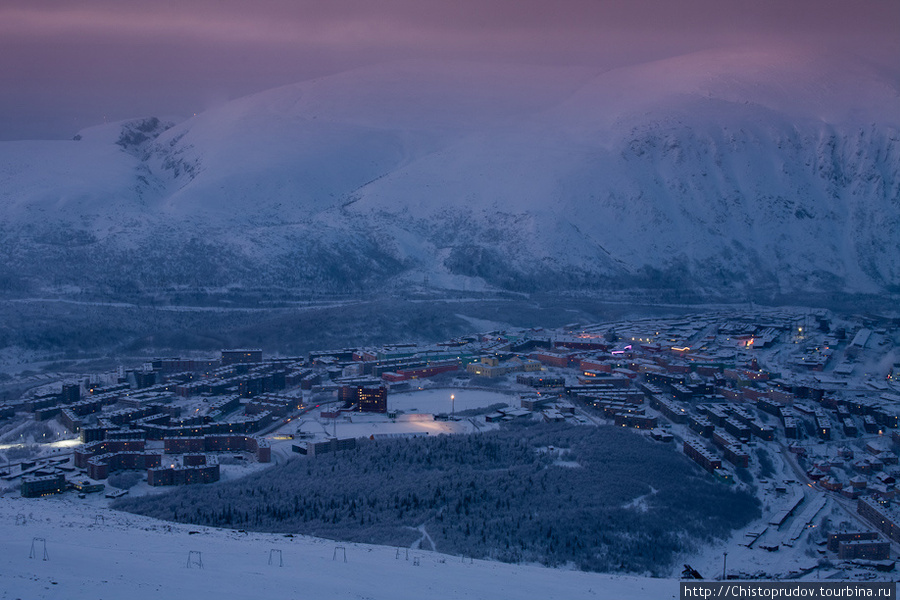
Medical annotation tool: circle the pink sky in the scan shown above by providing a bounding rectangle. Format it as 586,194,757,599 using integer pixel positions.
1,0,896,139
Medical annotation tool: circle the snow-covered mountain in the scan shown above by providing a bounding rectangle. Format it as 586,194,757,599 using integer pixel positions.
1,45,897,300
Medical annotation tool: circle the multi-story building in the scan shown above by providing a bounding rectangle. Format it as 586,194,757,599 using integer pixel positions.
147,462,220,486
21,473,66,498
858,498,900,544
340,384,387,413
292,437,357,457
683,438,722,474
221,349,263,366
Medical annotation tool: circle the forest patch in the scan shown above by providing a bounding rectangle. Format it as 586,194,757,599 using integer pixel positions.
115,422,759,575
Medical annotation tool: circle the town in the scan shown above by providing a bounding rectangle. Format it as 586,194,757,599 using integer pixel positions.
1,307,899,580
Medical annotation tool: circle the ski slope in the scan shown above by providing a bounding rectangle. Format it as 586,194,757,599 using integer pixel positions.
0,496,676,600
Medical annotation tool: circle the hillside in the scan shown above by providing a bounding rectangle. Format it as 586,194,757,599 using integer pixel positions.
0,45,897,302
0,494,676,600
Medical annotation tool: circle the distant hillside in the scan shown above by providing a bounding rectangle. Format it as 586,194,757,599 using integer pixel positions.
0,46,897,303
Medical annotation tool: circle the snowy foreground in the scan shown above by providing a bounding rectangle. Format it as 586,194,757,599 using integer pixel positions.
0,496,675,600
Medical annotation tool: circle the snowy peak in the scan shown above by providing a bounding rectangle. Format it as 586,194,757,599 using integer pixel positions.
0,48,898,301
545,45,900,147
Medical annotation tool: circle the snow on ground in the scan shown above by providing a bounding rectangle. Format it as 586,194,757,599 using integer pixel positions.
623,486,658,513
679,461,896,583
388,388,515,414
297,413,480,442
0,496,677,600
454,313,511,333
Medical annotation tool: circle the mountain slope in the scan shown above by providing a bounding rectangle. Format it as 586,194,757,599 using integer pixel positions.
0,47,897,301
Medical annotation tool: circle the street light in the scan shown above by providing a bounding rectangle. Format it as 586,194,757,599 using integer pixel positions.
451,394,455,418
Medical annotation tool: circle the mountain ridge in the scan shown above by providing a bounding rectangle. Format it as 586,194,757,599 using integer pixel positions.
0,47,897,302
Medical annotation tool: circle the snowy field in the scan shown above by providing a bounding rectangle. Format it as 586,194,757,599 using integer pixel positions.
0,496,676,600
297,414,482,441
388,388,515,414
286,389,513,446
